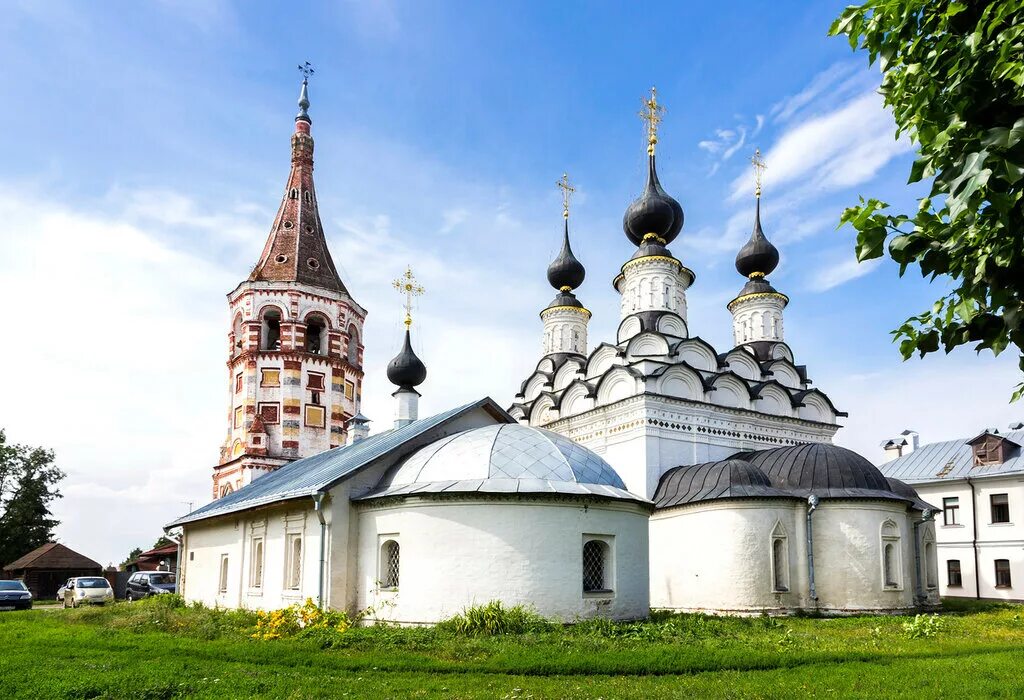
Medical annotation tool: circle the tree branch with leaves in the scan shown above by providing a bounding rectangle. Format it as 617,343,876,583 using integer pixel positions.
830,0,1024,399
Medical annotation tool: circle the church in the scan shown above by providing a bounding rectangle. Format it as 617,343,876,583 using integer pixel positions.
167,75,940,621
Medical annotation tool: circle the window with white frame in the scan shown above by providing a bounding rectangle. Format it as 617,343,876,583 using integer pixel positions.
250,537,264,589
942,497,960,525
379,539,400,590
770,522,789,592
218,555,229,593
285,534,303,590
881,521,901,589
582,537,613,594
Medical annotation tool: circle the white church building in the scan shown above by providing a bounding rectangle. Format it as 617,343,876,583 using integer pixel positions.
168,80,940,621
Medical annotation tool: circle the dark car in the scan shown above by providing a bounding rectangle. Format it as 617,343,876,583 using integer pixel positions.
125,571,176,601
0,580,33,611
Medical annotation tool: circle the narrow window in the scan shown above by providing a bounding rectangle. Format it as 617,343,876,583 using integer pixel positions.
347,325,360,366
261,309,282,350
235,373,243,393
772,538,788,592
947,559,962,587
305,317,326,354
289,188,298,199
233,406,243,429
943,497,960,525
925,542,937,589
995,559,1012,588
991,494,1010,524
582,540,610,593
250,539,264,589
218,555,229,593
286,535,302,590
380,540,400,590
344,381,355,401
884,543,898,588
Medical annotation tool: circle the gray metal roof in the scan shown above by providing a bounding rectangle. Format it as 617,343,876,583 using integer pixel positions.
879,430,1024,484
357,424,648,504
167,398,512,527
653,459,796,509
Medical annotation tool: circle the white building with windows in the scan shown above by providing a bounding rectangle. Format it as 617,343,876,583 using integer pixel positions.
168,81,941,620
880,427,1024,601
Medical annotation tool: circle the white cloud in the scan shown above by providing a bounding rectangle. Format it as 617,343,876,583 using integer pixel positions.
807,254,882,292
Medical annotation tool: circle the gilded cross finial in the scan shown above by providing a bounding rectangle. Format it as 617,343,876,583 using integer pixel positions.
297,61,315,81
751,148,767,198
639,86,665,156
556,172,575,220
392,266,425,328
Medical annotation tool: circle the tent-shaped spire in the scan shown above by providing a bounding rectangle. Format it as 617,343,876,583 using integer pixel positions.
249,74,348,294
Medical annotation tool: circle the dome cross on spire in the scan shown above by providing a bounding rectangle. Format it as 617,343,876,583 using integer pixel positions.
392,265,425,328
557,172,575,220
296,61,314,123
639,87,665,156
751,148,767,198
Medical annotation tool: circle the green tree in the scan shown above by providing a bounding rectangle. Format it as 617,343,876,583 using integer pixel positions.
120,547,143,570
0,430,65,567
830,1,1024,398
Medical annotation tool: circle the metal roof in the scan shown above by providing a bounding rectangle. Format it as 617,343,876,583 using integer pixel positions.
653,459,796,509
167,398,511,527
879,430,1024,484
357,424,647,505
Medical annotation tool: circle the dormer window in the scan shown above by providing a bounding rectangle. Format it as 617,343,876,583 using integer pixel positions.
968,432,1019,467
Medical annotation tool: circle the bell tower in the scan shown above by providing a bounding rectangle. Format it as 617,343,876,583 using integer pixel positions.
212,65,367,500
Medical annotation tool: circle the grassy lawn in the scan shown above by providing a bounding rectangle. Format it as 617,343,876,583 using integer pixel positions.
2,598,1024,698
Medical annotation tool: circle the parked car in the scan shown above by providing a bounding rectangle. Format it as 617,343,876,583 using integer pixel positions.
56,578,71,601
0,580,32,611
62,577,114,608
125,571,176,601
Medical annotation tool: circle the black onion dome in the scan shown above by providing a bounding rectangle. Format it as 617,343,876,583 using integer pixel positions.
387,329,426,390
546,220,586,291
735,198,779,278
545,290,585,311
623,155,684,246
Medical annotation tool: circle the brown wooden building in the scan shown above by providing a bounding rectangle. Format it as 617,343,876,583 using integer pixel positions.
2,543,103,599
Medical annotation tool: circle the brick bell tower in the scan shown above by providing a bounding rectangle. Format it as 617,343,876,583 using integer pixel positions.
212,66,367,500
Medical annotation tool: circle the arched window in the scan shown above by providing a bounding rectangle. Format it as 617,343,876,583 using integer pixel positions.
582,539,610,593
289,188,298,199
286,535,302,590
305,315,328,355
347,324,360,366
881,520,901,589
261,308,282,350
303,190,313,203
770,522,789,592
380,540,400,590
232,313,244,355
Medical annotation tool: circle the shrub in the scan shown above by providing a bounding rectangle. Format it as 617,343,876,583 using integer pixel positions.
437,601,551,636
902,613,944,639
252,598,357,643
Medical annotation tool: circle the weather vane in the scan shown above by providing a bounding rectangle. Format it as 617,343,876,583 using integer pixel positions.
297,61,315,81
751,148,767,198
392,266,425,328
557,173,575,220
639,86,665,156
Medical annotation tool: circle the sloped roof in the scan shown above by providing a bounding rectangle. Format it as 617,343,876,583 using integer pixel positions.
880,430,1024,484
653,459,795,509
3,542,102,572
168,398,512,527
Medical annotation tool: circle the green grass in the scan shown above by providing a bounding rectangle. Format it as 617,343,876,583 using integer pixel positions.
2,598,1024,698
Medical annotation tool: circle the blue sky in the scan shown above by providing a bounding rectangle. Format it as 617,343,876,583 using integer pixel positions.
1,0,1020,565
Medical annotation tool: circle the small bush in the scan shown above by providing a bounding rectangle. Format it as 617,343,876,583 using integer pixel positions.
252,598,355,642
437,601,551,636
902,613,944,639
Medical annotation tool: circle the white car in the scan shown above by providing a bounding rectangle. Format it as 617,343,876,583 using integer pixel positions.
62,577,114,608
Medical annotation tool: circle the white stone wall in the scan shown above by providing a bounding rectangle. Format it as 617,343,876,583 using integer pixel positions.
730,294,786,346
650,499,926,614
916,477,1024,601
618,257,690,321
180,501,327,611
355,498,650,623
541,306,589,356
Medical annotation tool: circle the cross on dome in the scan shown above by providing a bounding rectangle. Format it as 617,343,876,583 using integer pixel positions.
639,87,665,156
557,172,575,220
392,266,425,328
751,148,767,198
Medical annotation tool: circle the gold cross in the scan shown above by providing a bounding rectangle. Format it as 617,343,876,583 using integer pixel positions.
751,148,767,198
392,266,425,328
556,172,575,220
639,87,665,156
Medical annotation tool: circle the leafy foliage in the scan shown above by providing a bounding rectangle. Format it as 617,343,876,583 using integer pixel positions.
0,429,65,567
436,601,552,636
902,612,945,638
830,1,1024,398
